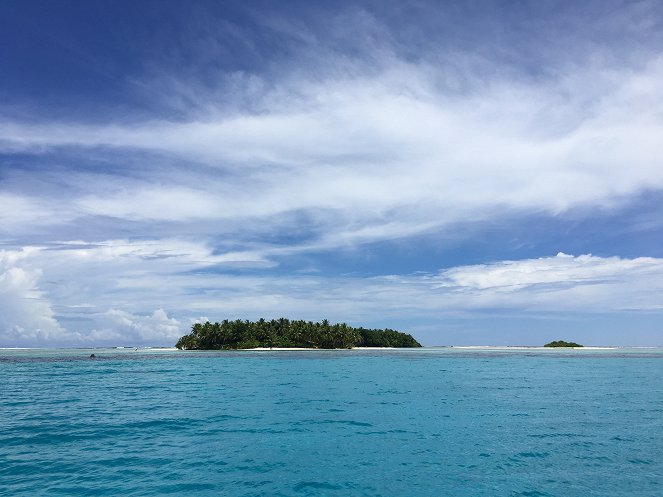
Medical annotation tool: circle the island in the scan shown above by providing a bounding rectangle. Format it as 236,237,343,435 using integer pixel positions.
175,318,422,350
544,340,583,348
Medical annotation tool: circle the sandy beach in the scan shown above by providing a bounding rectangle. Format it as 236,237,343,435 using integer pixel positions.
452,346,617,350
245,346,396,351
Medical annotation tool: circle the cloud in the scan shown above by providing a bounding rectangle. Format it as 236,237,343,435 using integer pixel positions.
2,50,663,251
0,249,68,346
1,2,662,346
429,252,663,311
145,252,663,318
82,248,658,346
0,193,70,235
2,239,662,346
0,242,241,346
46,238,271,267
87,308,182,345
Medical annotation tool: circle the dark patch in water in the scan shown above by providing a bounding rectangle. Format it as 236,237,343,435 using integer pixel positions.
293,481,342,491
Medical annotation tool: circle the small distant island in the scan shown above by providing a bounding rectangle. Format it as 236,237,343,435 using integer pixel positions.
176,318,422,350
544,340,583,348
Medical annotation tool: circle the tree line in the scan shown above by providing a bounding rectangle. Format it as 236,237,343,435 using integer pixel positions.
175,318,422,349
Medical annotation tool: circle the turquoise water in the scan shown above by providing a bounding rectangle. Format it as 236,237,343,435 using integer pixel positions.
1,348,662,496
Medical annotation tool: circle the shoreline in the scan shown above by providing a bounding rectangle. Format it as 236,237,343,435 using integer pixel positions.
451,346,617,350
4,346,657,352
244,346,396,351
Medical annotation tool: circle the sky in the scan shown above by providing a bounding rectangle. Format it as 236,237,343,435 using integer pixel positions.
1,0,662,347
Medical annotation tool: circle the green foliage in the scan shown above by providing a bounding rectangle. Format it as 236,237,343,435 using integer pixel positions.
175,318,422,350
544,340,583,348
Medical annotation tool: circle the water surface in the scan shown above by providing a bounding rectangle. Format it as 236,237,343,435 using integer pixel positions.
1,347,662,496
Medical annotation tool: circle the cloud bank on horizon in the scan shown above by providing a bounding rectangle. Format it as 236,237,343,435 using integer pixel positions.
1,0,662,346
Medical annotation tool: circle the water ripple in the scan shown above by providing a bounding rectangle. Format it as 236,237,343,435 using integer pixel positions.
1,348,662,496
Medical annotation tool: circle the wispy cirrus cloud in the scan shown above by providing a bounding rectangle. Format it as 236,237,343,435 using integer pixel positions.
2,54,663,247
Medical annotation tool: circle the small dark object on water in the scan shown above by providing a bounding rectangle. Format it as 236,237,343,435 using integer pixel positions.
90,353,96,358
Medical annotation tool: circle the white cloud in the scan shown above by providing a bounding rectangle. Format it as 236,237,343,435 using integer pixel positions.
48,238,271,267
151,252,663,318
436,252,659,290
428,253,663,311
87,308,182,345
0,193,69,234
0,242,231,346
1,55,663,247
0,249,69,346
2,241,662,346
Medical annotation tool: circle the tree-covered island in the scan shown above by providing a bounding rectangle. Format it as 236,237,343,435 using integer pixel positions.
176,318,422,350
544,340,583,348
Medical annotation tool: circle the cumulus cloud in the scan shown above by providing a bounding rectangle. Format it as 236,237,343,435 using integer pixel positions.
100,251,658,346
87,309,182,345
0,244,202,346
2,239,663,346
0,249,68,346
429,253,663,311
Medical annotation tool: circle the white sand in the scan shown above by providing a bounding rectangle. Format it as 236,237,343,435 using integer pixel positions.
246,346,395,351
246,347,321,351
452,346,616,350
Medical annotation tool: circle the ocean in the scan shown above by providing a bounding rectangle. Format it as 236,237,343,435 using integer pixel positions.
1,347,662,496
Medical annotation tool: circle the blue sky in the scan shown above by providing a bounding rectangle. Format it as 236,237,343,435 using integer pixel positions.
1,0,663,347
